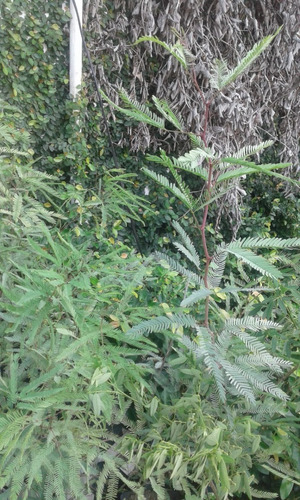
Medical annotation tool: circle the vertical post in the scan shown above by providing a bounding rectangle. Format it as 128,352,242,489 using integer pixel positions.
69,0,83,98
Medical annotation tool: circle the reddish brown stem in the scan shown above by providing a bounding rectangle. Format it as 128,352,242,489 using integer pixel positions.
201,161,213,329
191,69,214,330
191,68,206,107
201,101,211,147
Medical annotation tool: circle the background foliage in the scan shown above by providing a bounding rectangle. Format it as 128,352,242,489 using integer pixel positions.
0,1,299,499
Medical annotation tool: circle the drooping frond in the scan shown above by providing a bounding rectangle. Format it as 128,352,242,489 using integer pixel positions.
96,462,110,500
262,460,300,486
166,162,195,211
119,89,164,126
146,150,196,209
221,359,256,404
225,317,280,332
179,315,291,402
134,36,188,68
173,159,209,181
249,488,278,499
126,313,197,337
237,399,288,417
149,477,167,500
234,140,274,160
146,152,169,167
148,150,209,181
180,288,211,307
232,331,271,356
0,147,29,156
106,471,119,500
188,133,206,148
207,248,227,288
142,168,193,209
177,146,215,168
240,367,289,400
172,221,201,269
181,328,226,402
218,28,281,89
229,236,300,249
217,157,298,186
173,241,200,268
224,244,282,279
204,353,227,403
209,59,229,90
216,158,291,184
152,97,184,131
236,354,292,374
99,88,165,129
154,252,204,286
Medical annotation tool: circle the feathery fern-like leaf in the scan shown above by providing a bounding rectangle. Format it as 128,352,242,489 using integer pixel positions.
249,488,278,499
225,317,280,331
262,460,300,486
236,354,292,373
219,28,281,89
216,159,290,184
181,329,226,402
207,248,227,288
230,236,300,249
234,140,274,160
173,241,200,269
209,58,229,90
217,157,298,186
172,221,201,269
180,288,211,307
142,168,193,209
164,158,195,211
0,146,29,156
224,245,282,279
177,146,215,167
126,313,197,337
134,35,188,68
146,151,209,181
222,360,256,404
152,97,184,131
99,88,165,129
154,251,204,286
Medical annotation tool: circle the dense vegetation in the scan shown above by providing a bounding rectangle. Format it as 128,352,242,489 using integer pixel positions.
0,2,299,500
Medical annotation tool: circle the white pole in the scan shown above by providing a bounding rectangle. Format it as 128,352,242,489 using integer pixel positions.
69,0,83,98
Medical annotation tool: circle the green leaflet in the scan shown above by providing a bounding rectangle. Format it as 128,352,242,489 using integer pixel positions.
134,36,188,68
173,221,201,268
142,168,194,209
126,313,197,337
99,88,165,129
215,27,282,89
230,236,300,249
152,96,184,131
181,288,211,307
225,246,282,279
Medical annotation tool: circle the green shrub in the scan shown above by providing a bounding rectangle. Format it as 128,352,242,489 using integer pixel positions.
101,30,300,499
0,106,161,499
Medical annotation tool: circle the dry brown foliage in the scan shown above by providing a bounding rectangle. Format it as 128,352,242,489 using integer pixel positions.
83,0,299,203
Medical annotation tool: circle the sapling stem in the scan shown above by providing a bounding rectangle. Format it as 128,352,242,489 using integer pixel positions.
192,69,214,330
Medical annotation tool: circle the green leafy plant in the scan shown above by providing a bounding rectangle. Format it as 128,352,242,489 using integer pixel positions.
0,104,163,499
101,30,300,499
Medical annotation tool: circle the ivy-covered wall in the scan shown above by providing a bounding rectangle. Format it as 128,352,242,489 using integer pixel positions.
0,0,70,166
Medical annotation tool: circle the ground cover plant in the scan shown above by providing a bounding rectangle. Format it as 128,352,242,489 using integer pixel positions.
0,105,173,499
